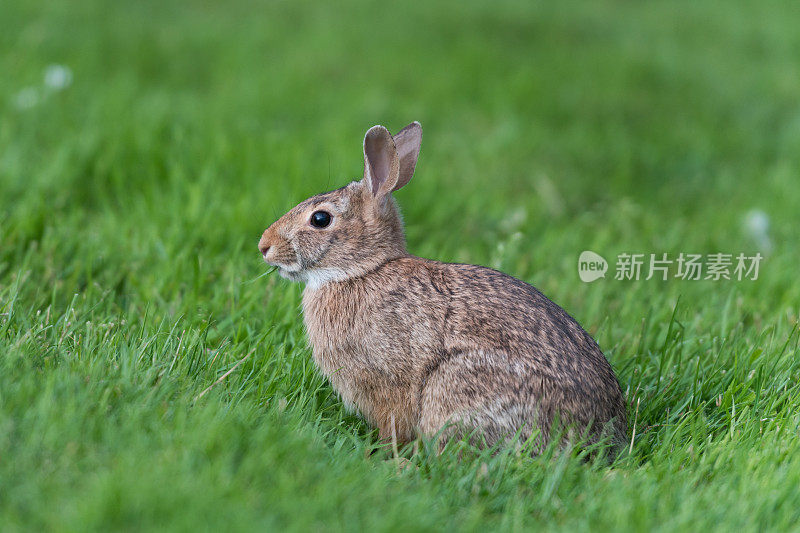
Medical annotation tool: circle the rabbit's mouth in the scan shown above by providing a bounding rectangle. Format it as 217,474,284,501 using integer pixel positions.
272,262,304,282
262,249,302,277
277,267,303,281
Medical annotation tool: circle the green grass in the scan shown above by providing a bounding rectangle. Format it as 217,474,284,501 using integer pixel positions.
2,0,800,530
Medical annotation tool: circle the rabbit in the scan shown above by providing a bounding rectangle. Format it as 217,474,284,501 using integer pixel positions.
258,122,627,455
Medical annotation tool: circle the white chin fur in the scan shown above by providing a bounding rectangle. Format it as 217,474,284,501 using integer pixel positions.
301,268,352,289
304,267,351,289
276,264,350,289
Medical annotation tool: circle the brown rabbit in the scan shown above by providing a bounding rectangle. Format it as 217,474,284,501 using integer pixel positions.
258,122,627,454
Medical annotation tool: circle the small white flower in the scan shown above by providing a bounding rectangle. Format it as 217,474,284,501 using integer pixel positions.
500,207,527,232
743,209,772,254
43,64,73,91
13,87,39,109
744,209,769,235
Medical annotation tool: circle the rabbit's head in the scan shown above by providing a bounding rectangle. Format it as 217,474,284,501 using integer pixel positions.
258,122,422,288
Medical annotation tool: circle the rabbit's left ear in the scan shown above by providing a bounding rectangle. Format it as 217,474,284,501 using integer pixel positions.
363,125,400,203
392,121,422,191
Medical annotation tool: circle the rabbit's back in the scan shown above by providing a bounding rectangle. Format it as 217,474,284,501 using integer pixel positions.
424,261,627,450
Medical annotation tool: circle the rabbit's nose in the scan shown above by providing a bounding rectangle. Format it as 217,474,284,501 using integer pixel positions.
258,233,271,256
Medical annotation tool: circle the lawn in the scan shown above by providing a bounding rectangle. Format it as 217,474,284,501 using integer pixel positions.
2,0,800,530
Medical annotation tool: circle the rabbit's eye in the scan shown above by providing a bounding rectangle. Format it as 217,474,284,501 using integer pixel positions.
310,210,332,228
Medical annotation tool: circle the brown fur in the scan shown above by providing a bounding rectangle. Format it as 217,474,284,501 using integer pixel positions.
258,122,627,454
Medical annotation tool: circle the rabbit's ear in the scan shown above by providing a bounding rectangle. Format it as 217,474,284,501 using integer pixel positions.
362,125,400,203
392,121,422,191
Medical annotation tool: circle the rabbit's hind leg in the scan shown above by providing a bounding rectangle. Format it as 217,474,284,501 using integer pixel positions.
416,350,547,452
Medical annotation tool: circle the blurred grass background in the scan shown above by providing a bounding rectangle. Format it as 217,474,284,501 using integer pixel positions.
1,0,800,530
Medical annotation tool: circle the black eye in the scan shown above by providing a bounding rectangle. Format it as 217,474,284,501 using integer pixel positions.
310,210,332,228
